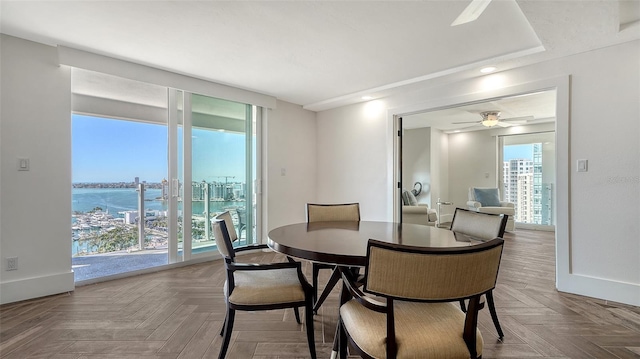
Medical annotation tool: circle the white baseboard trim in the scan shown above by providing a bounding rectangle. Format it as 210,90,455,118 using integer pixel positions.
1,271,75,305
558,273,640,307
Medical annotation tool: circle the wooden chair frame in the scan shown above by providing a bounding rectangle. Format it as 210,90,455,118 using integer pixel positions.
450,207,508,339
338,238,504,359
214,219,316,359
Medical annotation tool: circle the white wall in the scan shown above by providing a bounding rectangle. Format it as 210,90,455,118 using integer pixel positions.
264,100,317,232
402,127,431,205
316,101,390,221
316,40,640,306
0,35,74,304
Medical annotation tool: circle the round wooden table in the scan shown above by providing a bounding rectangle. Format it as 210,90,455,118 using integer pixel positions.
267,220,484,267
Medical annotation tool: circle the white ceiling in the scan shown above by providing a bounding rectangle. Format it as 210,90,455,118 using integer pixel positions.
1,1,639,111
403,89,557,132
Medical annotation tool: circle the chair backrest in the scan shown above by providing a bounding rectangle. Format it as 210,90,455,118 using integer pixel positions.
450,208,507,239
306,203,360,222
215,211,238,241
364,238,504,301
212,217,236,260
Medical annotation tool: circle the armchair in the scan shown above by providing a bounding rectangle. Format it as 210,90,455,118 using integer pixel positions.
467,187,515,231
212,215,316,359
337,238,505,358
401,190,437,226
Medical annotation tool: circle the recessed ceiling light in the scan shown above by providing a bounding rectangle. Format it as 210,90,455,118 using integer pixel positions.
361,96,373,100
454,130,461,133
480,66,496,74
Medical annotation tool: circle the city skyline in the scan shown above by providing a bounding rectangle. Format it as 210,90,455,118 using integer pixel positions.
72,114,248,183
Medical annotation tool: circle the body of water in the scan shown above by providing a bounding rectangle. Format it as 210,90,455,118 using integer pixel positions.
72,188,244,215
72,188,245,255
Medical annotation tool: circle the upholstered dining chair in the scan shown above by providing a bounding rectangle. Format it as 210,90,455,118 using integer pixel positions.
212,215,316,359
306,203,360,312
450,207,508,240
337,238,504,359
450,207,508,339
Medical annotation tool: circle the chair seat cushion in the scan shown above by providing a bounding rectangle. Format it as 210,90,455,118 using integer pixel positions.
340,300,483,359
227,268,306,306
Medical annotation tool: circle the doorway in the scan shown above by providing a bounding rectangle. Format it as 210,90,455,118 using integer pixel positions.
396,88,557,230
392,76,572,298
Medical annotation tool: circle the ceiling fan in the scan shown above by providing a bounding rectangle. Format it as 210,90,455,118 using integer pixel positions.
451,0,492,26
453,111,533,128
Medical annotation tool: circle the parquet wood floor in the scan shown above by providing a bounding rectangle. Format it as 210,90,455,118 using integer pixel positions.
1,229,639,358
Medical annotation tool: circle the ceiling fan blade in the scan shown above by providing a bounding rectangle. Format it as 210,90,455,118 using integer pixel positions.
496,121,512,128
452,120,481,124
451,0,492,26
501,115,534,123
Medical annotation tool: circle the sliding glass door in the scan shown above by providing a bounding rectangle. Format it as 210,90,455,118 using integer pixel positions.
168,91,258,261
72,69,260,279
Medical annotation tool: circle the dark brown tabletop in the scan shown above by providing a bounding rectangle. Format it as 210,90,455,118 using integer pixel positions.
267,221,488,267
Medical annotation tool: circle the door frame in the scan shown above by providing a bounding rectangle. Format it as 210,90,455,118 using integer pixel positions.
391,76,570,288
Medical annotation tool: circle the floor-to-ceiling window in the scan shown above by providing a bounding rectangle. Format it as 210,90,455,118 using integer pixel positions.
500,132,556,228
72,115,170,278
71,69,260,282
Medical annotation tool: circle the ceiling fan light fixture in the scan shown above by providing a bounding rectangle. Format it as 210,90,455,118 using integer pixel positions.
481,111,500,127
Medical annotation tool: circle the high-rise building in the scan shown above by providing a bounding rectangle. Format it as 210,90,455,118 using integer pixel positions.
516,172,534,222
503,158,533,221
503,143,547,224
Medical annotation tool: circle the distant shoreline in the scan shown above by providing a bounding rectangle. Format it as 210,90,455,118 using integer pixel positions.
73,182,164,189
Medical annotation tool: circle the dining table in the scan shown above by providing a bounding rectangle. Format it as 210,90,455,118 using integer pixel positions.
267,220,497,358
268,220,488,266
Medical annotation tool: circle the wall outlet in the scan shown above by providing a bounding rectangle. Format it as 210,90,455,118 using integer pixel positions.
6,257,18,271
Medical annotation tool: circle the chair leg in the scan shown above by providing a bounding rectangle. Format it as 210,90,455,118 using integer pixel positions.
293,307,301,324
486,291,504,339
219,311,227,336
312,263,320,304
305,299,317,359
218,308,235,359
338,320,348,359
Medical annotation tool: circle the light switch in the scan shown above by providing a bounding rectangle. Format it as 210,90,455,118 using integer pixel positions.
577,159,588,172
17,158,30,171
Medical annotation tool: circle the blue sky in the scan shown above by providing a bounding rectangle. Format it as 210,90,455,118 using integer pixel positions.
72,115,246,183
504,144,533,161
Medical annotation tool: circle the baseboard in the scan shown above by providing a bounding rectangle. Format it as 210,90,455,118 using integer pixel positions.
558,273,640,307
0,271,75,305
